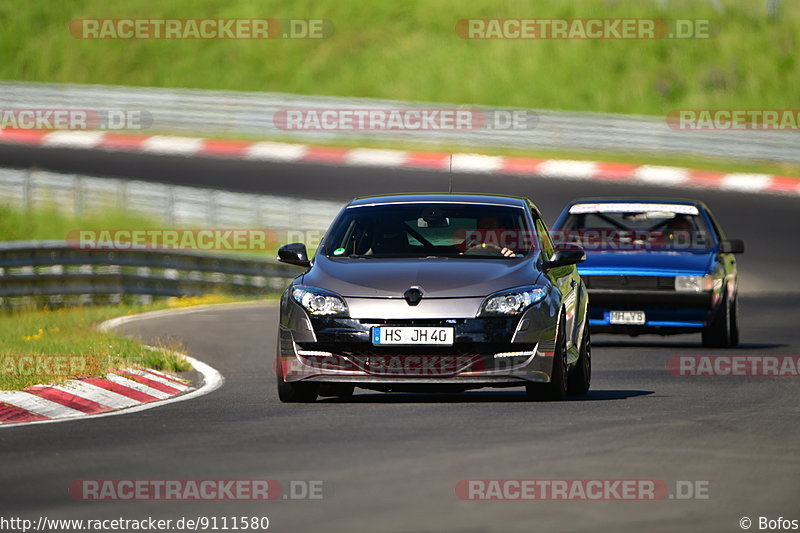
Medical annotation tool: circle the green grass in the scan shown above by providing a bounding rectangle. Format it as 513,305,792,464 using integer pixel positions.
0,303,190,390
0,202,287,255
0,0,796,116
0,204,278,390
0,203,164,242
0,293,269,390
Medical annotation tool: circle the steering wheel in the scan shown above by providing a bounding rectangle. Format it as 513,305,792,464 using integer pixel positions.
463,242,506,256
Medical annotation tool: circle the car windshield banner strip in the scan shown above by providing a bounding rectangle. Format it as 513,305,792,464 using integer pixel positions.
568,203,699,215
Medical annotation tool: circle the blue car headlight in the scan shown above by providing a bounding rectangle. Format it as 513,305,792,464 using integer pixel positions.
292,285,348,316
479,286,547,316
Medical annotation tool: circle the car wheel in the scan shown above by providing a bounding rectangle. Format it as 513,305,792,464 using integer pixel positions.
729,295,740,347
567,326,591,396
702,292,732,348
276,360,318,403
526,314,568,401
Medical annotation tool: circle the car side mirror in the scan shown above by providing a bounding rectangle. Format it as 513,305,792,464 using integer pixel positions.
277,243,311,267
719,239,744,254
545,244,586,269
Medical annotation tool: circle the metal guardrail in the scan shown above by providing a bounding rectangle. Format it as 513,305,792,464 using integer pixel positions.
0,167,341,231
0,240,299,306
1,81,798,163
0,167,338,306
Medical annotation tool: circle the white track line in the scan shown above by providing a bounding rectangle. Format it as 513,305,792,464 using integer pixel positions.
345,148,408,167
245,141,308,161
141,136,204,155
537,159,599,179
720,173,773,192
450,153,505,173
633,165,691,186
43,131,106,149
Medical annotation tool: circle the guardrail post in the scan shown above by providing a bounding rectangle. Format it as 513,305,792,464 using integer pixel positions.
208,189,217,226
117,180,128,209
166,186,175,226
767,0,779,18
23,169,33,211
74,175,84,217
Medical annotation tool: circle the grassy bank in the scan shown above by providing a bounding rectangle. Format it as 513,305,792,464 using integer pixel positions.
0,294,258,390
1,0,796,115
0,202,285,254
0,203,162,242
0,303,186,390
0,203,275,390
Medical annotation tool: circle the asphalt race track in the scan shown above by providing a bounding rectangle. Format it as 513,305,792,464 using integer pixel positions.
1,147,799,532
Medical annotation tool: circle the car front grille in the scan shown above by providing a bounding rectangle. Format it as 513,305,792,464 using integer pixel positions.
583,275,675,291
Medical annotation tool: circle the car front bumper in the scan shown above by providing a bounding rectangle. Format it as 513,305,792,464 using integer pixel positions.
277,299,560,388
587,289,717,334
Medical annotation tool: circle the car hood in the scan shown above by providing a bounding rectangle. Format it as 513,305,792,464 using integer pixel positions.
302,255,542,298
578,250,715,276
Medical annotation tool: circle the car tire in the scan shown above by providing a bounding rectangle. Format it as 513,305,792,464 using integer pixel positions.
276,360,318,403
729,295,740,347
526,314,568,401
567,326,591,396
702,292,732,348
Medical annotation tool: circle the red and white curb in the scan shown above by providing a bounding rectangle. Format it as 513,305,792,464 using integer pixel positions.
0,306,228,428
1,129,798,197
0,367,192,425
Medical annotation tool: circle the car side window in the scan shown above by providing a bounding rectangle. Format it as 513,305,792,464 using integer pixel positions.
704,209,726,242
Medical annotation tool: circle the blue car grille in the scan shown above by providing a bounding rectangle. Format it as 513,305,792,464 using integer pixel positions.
583,275,675,291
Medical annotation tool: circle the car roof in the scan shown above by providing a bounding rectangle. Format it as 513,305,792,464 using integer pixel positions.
348,193,529,208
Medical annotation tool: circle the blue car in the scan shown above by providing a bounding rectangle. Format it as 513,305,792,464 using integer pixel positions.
552,198,743,347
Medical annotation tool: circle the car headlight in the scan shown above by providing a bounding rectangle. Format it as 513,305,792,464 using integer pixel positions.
479,286,547,316
674,274,714,292
291,285,348,316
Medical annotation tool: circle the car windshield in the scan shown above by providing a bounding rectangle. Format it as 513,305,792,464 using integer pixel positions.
557,202,714,252
324,202,537,259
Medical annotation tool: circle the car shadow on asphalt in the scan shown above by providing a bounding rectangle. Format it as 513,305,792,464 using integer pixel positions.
593,339,786,350
318,389,654,404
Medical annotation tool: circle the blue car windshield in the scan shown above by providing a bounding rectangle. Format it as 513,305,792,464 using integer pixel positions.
557,204,714,252
325,203,538,258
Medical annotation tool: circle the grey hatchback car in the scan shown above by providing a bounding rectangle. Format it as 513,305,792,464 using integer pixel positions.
275,193,590,402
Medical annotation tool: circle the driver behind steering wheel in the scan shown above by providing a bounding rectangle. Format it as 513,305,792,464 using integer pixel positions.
463,215,516,257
